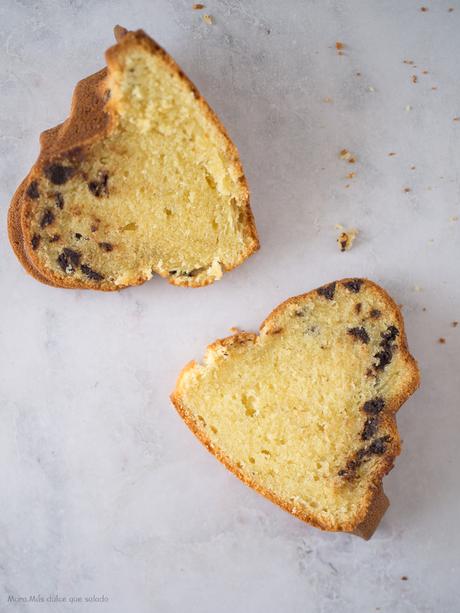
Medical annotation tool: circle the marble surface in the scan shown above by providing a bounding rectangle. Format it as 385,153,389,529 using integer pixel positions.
1,1,459,611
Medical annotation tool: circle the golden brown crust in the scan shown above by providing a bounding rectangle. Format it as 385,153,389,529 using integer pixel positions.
10,27,259,290
171,279,420,537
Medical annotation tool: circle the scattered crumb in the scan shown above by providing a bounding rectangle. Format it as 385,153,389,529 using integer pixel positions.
229,326,241,334
411,75,418,84
432,86,438,90
388,152,397,156
438,337,446,344
337,228,358,252
356,72,362,77
344,184,351,189
448,7,454,12
403,187,412,193
346,171,356,179
335,41,345,50
401,576,409,581
367,86,375,92
340,149,356,163
323,96,333,103
403,60,414,65
452,321,458,328
410,165,416,170
422,307,427,312
413,285,423,292
193,3,204,8
405,105,412,111
449,215,459,221
202,13,213,24
453,117,460,122
420,6,428,11
422,70,429,75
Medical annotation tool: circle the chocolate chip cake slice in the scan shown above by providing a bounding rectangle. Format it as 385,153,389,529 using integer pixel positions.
171,279,420,538
8,27,259,290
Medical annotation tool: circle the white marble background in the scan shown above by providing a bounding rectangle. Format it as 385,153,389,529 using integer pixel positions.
1,1,459,611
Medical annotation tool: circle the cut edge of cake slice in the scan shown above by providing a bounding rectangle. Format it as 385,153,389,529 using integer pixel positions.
171,278,420,538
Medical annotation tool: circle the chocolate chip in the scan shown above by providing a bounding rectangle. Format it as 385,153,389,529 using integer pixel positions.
88,171,109,197
294,309,305,317
344,279,363,293
355,303,362,314
40,209,55,228
348,326,370,344
26,181,40,199
169,270,177,275
57,248,81,273
49,234,60,243
374,326,399,370
54,192,64,209
80,264,104,281
44,163,75,185
31,234,40,250
368,435,390,455
370,309,381,319
98,242,113,252
363,398,385,414
382,325,399,342
361,416,379,440
317,282,336,300
75,233,83,240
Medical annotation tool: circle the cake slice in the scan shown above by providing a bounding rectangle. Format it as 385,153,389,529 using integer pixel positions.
171,279,420,538
8,27,259,290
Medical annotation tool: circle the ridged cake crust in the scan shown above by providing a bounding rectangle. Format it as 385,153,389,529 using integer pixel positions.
171,279,420,538
8,27,259,290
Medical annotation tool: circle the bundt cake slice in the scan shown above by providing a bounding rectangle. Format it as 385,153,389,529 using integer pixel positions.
171,279,420,538
9,27,258,290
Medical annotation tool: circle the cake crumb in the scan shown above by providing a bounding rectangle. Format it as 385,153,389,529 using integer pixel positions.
335,41,345,50
367,85,375,92
388,152,397,156
323,96,333,103
438,337,446,344
448,7,454,12
346,171,356,179
401,575,409,581
229,326,241,334
403,187,411,193
340,149,356,163
432,86,438,90
422,307,427,312
337,228,358,252
403,60,414,65
422,70,429,75
453,117,460,122
420,6,428,11
452,321,458,328
450,216,459,221
193,3,204,8
356,72,362,77
411,75,418,84
202,13,213,24
405,105,412,111
410,165,416,170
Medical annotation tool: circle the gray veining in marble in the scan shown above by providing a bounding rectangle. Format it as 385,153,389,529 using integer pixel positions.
1,1,459,612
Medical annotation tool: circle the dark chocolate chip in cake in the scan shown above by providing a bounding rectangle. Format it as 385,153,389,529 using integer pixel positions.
370,309,381,319
44,163,75,185
363,397,385,414
368,435,391,455
31,234,41,250
344,279,363,293
54,192,64,209
348,326,370,344
49,234,60,243
75,233,83,240
88,171,109,197
317,282,336,300
98,242,113,252
40,209,55,228
361,416,379,440
80,264,104,281
26,181,40,199
382,325,399,342
374,325,399,370
355,303,362,314
57,248,81,273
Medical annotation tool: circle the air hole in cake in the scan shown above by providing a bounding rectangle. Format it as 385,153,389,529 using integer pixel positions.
248,457,256,464
210,426,218,434
120,222,137,232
